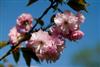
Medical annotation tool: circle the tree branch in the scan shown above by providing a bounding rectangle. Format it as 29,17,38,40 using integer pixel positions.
38,1,55,20
29,1,55,33
0,34,31,61
0,40,22,61
57,8,63,13
0,1,56,61
43,23,54,31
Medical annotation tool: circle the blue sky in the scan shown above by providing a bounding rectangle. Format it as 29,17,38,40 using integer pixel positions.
0,0,100,67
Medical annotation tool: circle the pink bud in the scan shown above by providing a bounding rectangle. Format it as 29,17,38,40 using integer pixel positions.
68,30,84,41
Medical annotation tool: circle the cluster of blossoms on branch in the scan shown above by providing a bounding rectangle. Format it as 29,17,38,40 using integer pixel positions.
50,10,85,41
8,10,85,62
9,13,33,45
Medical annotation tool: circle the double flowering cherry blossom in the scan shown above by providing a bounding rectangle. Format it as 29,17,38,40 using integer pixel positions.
66,30,84,41
8,27,21,45
27,30,64,62
9,13,33,45
16,13,33,33
50,10,85,41
8,10,85,62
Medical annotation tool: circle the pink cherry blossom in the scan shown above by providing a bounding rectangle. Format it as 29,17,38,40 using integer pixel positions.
67,30,84,41
16,13,33,33
76,12,85,23
8,27,21,45
38,44,60,62
50,10,85,40
50,25,62,37
54,10,80,32
27,30,64,62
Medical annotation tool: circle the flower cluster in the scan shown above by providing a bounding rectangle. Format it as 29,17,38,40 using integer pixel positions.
8,10,85,62
27,30,64,62
50,10,85,41
9,13,33,45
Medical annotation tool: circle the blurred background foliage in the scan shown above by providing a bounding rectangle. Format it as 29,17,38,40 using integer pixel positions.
72,43,100,67
0,59,14,67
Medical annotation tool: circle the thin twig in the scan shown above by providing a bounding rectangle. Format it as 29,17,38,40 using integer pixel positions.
38,1,55,20
28,21,38,33
28,1,55,33
0,38,23,61
43,23,54,31
58,8,63,13
0,33,31,61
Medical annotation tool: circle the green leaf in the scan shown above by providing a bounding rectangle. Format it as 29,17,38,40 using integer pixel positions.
57,0,63,3
3,59,8,63
0,64,4,67
27,0,38,6
0,41,9,49
49,0,53,2
21,48,40,66
36,19,44,26
21,48,31,67
12,46,20,63
50,15,55,23
52,4,58,12
29,49,40,63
